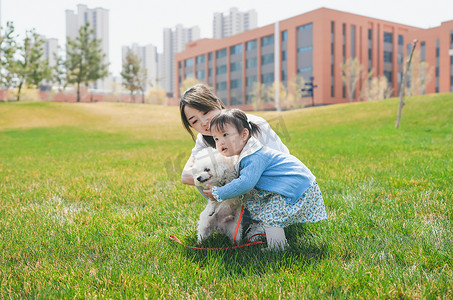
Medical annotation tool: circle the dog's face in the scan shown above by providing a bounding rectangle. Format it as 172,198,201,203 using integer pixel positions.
192,148,237,187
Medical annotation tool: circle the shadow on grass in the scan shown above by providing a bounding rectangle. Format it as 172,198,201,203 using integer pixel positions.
170,223,327,277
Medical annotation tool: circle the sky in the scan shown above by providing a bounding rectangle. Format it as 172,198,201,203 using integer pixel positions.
2,0,452,77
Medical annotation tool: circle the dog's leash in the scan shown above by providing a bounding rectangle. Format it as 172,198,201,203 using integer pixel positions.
169,205,266,250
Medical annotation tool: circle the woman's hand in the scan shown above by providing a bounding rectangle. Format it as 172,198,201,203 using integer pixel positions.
203,184,217,202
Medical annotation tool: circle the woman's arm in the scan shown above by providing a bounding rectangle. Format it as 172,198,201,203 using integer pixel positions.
181,156,195,185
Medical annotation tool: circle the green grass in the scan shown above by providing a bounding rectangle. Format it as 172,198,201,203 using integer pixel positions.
0,94,452,298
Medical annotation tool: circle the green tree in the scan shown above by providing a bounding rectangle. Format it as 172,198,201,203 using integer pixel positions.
66,23,108,102
0,21,18,89
51,47,67,91
120,50,142,103
12,28,51,101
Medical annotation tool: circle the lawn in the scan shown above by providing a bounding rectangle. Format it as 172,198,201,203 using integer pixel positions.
0,94,452,298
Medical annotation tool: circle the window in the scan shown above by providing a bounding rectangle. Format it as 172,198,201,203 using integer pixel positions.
197,70,205,79
281,70,287,81
196,55,205,64
298,23,313,31
282,50,287,61
230,61,242,72
216,48,227,59
281,30,288,42
246,40,257,51
261,72,274,84
384,32,393,43
208,68,212,77
384,71,393,83
186,72,194,79
298,67,313,73
230,44,243,55
398,35,404,46
208,52,213,61
421,41,426,61
261,35,274,47
298,46,313,53
384,51,393,63
185,58,194,67
216,65,227,75
216,81,227,91
261,53,274,65
246,76,257,87
231,79,242,89
246,58,257,69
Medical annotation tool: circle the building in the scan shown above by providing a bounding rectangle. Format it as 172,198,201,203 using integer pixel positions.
65,4,109,92
213,7,257,39
43,38,59,68
122,43,158,91
175,7,453,110
163,24,200,96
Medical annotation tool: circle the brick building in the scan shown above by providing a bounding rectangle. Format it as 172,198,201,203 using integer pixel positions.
175,7,453,109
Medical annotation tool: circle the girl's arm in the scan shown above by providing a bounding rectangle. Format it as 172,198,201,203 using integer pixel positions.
210,156,266,201
181,156,195,185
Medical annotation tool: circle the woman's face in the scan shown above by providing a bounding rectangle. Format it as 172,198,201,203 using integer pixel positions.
184,106,221,136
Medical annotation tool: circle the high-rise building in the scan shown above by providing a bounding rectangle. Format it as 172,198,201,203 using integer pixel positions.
65,4,109,92
163,24,200,96
43,38,58,68
122,43,158,91
213,7,257,39
175,7,453,109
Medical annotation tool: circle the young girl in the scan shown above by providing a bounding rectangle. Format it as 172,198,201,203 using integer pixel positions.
203,109,327,250
179,84,289,240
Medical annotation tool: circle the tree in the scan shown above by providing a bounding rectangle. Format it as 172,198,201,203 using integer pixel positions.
13,29,51,101
179,77,203,97
341,57,365,102
51,47,67,91
66,23,108,102
147,87,167,105
138,68,148,103
0,22,18,89
404,50,434,97
120,50,142,102
361,75,393,101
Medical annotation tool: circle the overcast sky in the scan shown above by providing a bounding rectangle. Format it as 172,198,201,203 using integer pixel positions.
2,0,452,76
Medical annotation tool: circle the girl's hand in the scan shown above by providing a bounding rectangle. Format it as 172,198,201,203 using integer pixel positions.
203,184,217,202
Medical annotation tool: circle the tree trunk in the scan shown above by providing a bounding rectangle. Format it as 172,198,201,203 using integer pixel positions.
77,82,81,102
16,81,23,101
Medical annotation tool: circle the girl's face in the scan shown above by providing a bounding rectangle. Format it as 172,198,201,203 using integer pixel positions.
212,123,249,157
184,106,220,136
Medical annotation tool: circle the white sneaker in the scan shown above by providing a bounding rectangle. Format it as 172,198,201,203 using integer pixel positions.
244,222,266,242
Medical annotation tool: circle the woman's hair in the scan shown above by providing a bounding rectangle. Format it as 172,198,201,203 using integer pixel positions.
179,84,225,147
210,109,261,140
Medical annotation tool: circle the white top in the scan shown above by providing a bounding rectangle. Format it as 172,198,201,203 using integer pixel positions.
190,114,289,158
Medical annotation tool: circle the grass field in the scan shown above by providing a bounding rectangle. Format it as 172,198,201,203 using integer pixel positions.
0,94,452,298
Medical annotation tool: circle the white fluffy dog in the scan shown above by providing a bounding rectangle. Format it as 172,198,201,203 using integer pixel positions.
192,148,243,243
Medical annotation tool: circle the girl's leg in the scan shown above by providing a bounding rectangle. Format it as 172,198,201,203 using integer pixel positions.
263,224,288,250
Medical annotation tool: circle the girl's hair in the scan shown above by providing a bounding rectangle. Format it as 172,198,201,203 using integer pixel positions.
210,109,261,139
179,84,225,147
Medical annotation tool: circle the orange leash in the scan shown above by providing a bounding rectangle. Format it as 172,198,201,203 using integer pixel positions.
169,205,266,250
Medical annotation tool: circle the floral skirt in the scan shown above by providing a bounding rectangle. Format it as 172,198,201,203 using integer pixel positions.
246,181,327,228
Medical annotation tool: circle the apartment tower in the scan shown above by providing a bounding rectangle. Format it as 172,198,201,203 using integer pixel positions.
213,7,257,39
163,25,200,96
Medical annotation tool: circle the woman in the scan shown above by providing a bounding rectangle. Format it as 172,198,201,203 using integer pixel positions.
180,84,289,185
179,84,290,241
